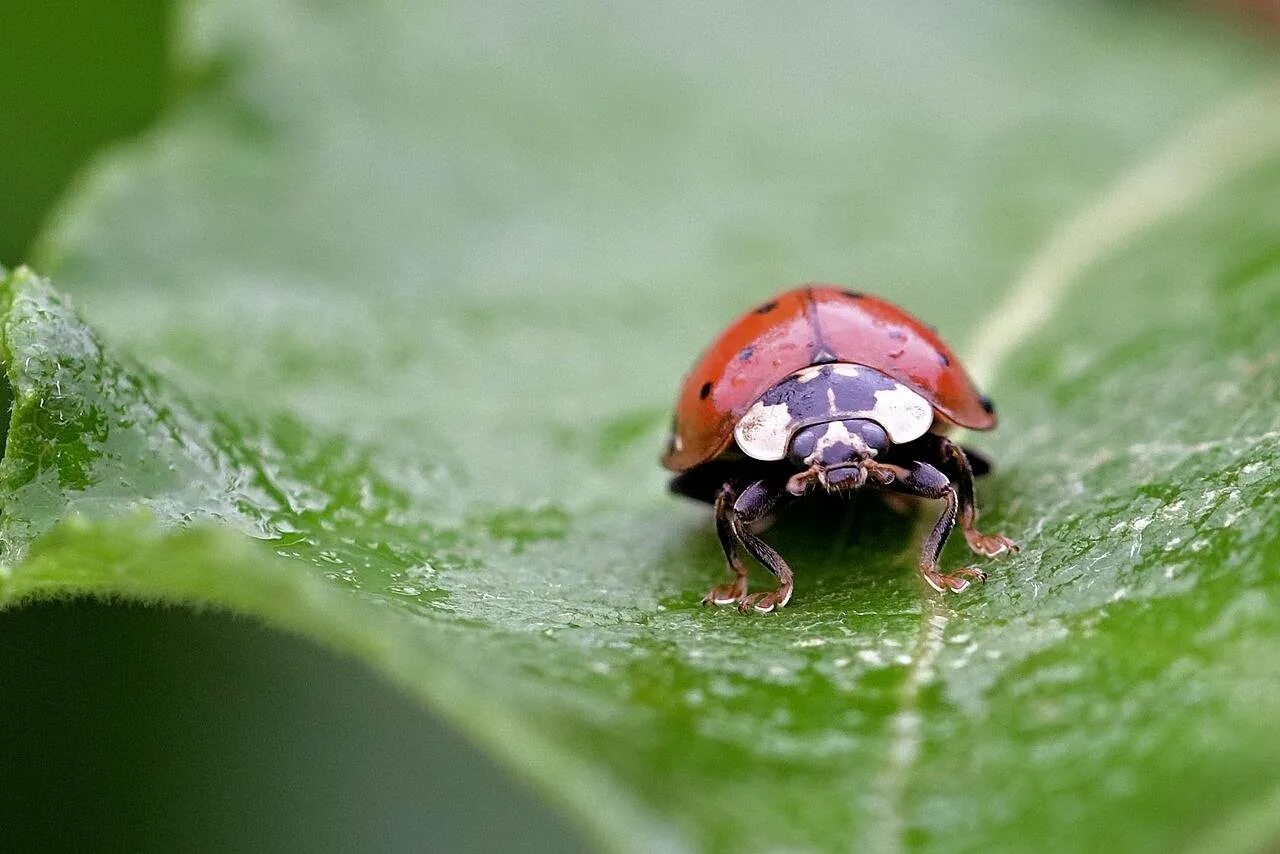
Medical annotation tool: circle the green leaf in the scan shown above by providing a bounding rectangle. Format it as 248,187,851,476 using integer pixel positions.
6,2,1280,850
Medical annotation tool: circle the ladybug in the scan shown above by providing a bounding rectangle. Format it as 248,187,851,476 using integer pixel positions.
662,285,1018,613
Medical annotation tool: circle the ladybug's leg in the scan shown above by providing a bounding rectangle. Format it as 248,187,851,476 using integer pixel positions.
704,479,795,613
956,444,993,477
868,461,987,594
932,438,1019,558
704,483,752,606
732,480,795,614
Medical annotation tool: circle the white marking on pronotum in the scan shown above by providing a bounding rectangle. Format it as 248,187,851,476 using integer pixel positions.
733,401,795,460
794,365,826,382
868,384,933,443
964,75,1280,389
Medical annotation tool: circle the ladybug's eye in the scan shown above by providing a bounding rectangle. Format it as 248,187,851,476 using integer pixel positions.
786,425,821,466
847,420,890,457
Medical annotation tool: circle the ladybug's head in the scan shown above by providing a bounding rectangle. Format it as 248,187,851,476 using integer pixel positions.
785,418,890,494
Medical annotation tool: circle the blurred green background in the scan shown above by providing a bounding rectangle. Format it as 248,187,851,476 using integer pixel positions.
0,2,583,849
1,0,168,266
0,602,585,852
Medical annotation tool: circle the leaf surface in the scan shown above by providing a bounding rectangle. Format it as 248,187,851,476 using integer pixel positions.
6,2,1280,850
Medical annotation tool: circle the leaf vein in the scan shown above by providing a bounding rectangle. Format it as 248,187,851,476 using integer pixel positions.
964,74,1280,388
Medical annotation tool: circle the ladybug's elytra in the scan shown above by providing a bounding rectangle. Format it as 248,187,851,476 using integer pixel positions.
663,285,1018,613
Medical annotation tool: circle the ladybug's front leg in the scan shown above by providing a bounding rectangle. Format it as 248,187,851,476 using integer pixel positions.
704,479,794,613
704,484,752,606
867,461,988,593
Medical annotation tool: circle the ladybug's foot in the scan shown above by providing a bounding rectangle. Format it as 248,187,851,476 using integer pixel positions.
963,529,1019,558
921,566,987,593
702,577,749,607
737,584,792,614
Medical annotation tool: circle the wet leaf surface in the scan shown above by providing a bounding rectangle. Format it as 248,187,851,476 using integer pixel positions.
4,2,1280,850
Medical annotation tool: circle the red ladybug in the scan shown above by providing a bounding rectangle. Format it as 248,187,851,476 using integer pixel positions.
663,285,1018,613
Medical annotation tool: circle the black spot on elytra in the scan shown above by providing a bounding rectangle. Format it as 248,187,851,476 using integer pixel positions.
888,329,907,341
737,346,755,361
979,395,995,415
699,381,713,400
840,289,865,300
937,352,951,367
754,300,779,314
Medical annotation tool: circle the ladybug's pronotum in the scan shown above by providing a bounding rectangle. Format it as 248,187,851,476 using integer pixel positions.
663,285,1018,613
